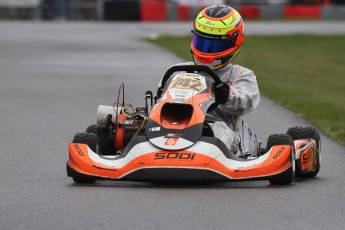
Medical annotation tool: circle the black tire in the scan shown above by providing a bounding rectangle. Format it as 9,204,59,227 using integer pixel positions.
287,126,320,149
67,164,96,184
266,134,294,150
72,176,96,184
85,124,101,135
72,132,98,153
269,166,294,186
267,134,295,185
287,126,321,178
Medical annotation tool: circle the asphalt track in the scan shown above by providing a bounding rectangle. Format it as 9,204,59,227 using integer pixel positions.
0,22,345,230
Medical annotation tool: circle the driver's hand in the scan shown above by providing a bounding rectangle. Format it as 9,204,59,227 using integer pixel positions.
214,83,230,104
155,88,164,99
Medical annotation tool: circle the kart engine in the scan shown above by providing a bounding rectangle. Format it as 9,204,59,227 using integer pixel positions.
95,91,153,154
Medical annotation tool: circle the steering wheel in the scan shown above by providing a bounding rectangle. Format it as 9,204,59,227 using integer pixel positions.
160,65,222,89
159,65,223,112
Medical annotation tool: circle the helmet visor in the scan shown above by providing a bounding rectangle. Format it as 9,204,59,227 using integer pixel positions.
192,31,237,54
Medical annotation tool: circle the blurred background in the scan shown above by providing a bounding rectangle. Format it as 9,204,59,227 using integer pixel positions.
0,0,344,21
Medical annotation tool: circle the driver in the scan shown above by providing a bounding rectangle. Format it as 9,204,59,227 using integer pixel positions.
157,4,260,155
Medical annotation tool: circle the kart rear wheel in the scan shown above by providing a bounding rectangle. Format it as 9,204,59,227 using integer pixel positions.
72,132,98,153
287,126,321,178
287,126,320,149
267,134,295,185
85,124,101,135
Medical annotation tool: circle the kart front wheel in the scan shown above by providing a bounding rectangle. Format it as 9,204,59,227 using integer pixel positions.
72,175,96,184
72,176,96,184
287,126,321,178
267,134,295,185
66,164,96,184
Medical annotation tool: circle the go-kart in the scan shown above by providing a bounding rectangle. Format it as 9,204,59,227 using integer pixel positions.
67,65,321,185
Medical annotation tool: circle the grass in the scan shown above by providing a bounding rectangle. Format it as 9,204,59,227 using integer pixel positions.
145,35,345,145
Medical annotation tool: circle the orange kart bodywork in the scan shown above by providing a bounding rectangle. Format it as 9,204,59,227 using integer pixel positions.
67,141,293,181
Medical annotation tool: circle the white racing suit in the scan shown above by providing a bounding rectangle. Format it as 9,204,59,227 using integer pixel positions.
159,62,261,157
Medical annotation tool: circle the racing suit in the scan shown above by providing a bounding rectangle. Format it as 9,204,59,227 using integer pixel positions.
158,62,260,155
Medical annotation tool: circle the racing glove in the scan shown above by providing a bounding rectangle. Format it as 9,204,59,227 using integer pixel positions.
154,87,164,103
214,83,230,104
